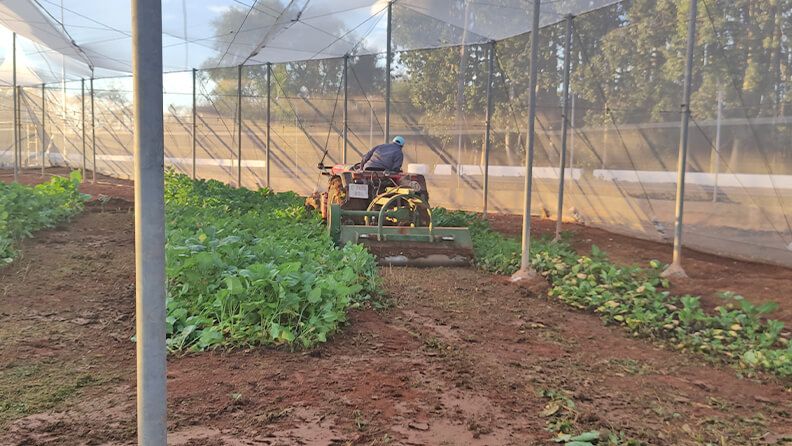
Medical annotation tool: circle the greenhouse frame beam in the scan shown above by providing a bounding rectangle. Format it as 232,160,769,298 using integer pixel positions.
512,0,542,282
41,83,46,176
482,41,495,218
192,68,196,180
385,0,392,143
81,79,86,179
90,76,96,183
266,62,271,188
237,64,243,188
555,15,574,240
13,32,18,181
132,0,167,444
663,0,698,279
343,54,349,164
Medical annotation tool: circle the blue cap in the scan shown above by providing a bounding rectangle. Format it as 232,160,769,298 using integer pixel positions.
392,136,405,146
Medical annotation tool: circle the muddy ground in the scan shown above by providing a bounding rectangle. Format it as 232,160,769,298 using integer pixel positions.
1,168,790,445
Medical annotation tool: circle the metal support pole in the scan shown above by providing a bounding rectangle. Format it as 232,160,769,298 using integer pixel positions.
237,64,242,188
41,83,46,176
482,42,495,218
12,32,18,181
266,62,271,188
384,1,392,143
555,15,574,241
90,76,96,183
81,79,86,179
192,68,196,180
132,0,167,444
343,54,349,164
712,85,722,203
512,0,542,282
663,0,698,279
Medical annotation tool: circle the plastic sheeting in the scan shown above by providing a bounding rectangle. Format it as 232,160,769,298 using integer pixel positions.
0,0,621,86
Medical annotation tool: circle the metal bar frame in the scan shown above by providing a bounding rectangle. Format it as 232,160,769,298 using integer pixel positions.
237,64,243,188
12,32,18,181
482,41,495,218
555,15,574,240
192,68,197,180
512,0,542,281
664,0,698,278
81,79,86,179
384,1,392,143
91,76,96,183
132,0,167,443
41,83,46,176
266,62,271,188
343,54,349,164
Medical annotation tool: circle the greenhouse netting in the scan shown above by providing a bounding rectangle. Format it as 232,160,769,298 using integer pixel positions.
0,0,790,268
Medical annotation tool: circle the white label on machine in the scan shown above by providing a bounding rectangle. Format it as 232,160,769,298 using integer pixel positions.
348,183,369,199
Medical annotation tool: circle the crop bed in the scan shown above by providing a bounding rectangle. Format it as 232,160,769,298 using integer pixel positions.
1,168,791,445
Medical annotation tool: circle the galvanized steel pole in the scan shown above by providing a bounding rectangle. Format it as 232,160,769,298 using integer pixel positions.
41,83,46,176
555,15,574,241
512,0,541,282
712,85,722,203
266,62,271,188
343,54,349,164
90,76,96,183
384,1,392,143
192,68,196,180
663,0,698,279
132,0,167,444
482,42,495,218
237,64,243,188
81,79,86,179
12,32,18,181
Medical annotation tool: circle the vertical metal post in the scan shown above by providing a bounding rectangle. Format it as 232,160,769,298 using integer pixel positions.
90,76,96,183
512,0,542,282
237,64,242,188
266,62,271,188
192,68,196,179
12,32,18,181
663,0,698,279
81,79,86,179
132,0,167,444
569,95,575,173
482,42,495,218
384,0,392,143
343,54,349,164
712,85,722,203
41,83,46,176
555,15,574,240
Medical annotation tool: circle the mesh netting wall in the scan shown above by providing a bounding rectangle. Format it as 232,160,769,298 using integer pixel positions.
5,1,791,267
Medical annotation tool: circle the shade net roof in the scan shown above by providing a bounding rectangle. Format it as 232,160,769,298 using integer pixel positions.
0,0,619,86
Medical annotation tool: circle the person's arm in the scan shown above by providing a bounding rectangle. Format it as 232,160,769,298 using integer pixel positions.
360,146,376,166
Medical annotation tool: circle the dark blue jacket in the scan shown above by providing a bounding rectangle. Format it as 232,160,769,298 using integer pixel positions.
361,143,404,171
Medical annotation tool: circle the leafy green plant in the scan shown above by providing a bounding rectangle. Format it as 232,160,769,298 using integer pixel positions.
434,209,792,377
0,171,87,264
162,172,380,352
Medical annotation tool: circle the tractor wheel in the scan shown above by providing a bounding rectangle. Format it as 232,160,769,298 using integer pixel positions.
327,176,346,205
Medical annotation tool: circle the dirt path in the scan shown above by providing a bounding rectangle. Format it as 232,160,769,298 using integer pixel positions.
1,169,791,445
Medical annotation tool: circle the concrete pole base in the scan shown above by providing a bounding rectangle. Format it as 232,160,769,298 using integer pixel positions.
661,262,688,279
511,267,539,283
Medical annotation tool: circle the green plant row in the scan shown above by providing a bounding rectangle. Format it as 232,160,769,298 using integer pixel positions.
0,171,87,264
163,172,379,352
433,209,791,377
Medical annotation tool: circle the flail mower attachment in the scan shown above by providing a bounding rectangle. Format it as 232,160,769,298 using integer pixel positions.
327,187,473,267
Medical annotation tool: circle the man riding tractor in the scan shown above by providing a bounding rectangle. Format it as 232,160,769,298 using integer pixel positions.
306,136,430,220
